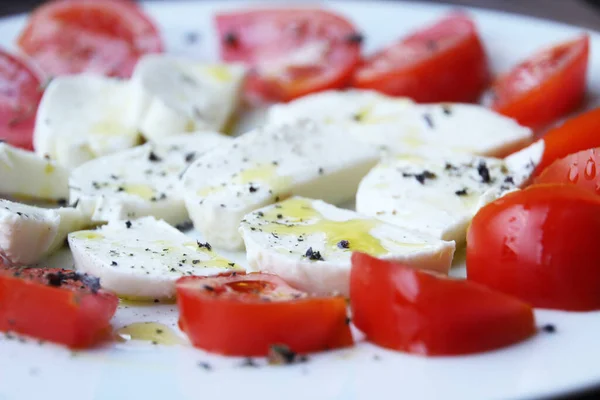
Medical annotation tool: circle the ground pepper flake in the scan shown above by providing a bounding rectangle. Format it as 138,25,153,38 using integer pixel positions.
268,344,299,365
305,247,324,261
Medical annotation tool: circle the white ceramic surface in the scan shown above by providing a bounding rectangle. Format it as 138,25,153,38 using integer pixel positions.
1,2,599,400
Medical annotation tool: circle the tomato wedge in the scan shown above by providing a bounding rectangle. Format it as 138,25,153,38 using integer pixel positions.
352,13,490,103
467,185,600,311
350,253,535,356
0,267,118,348
532,107,600,175
17,0,163,78
176,273,352,356
0,50,42,150
215,9,362,102
490,35,589,130
536,148,600,195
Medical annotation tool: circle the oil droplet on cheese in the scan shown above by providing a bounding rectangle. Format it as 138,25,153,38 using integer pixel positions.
198,164,292,197
71,231,104,240
115,322,184,345
90,121,133,137
182,241,242,270
402,135,427,148
44,163,55,174
203,65,232,82
395,154,426,164
122,184,155,200
256,198,422,256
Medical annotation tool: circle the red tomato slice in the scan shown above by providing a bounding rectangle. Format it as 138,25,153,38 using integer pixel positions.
0,50,42,150
532,107,600,175
490,35,589,130
176,273,353,356
350,253,535,356
467,185,600,311
352,13,490,103
17,0,163,78
0,267,118,348
536,148,600,195
215,9,362,102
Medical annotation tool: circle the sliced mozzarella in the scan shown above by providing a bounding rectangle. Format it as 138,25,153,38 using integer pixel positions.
70,132,230,226
240,197,455,296
0,199,88,265
34,75,142,169
0,142,69,202
505,139,545,186
267,89,532,157
131,55,246,141
68,217,242,299
181,120,380,250
356,152,519,244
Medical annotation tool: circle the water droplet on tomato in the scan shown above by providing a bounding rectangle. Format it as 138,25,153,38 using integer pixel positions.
585,158,596,180
568,164,579,183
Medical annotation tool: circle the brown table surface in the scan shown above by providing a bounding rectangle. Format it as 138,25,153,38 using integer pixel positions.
1,1,599,399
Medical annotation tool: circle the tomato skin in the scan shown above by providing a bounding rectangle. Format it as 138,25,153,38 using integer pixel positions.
0,50,42,150
215,9,361,102
536,148,600,195
467,185,600,311
352,13,490,103
17,0,163,78
0,268,118,348
350,253,535,356
176,273,353,356
491,35,589,131
532,107,600,176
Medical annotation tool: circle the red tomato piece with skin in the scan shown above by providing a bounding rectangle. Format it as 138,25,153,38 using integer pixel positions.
0,50,42,150
215,9,362,102
176,273,353,356
490,35,589,131
467,185,600,311
0,267,118,348
17,0,163,78
536,148,600,195
532,107,600,176
352,13,490,103
350,253,535,356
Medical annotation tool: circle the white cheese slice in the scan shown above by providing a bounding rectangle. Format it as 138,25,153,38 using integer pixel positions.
240,197,455,296
356,152,520,245
0,142,69,202
68,217,242,299
505,139,545,186
33,75,142,169
0,199,88,265
70,132,230,226
181,120,380,250
131,54,246,141
267,89,532,157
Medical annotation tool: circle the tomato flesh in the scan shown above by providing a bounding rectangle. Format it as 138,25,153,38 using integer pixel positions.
532,107,600,176
536,148,600,195
352,13,490,103
215,9,361,102
0,267,118,348
350,253,535,356
176,273,353,356
0,50,42,150
490,35,589,130
467,185,600,311
17,0,163,78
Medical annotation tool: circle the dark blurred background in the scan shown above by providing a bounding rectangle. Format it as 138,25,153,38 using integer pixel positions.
0,0,599,29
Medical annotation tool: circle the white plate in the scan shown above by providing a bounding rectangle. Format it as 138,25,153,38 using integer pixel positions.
1,2,599,400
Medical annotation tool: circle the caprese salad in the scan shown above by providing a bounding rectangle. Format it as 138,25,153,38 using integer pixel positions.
1,0,599,361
